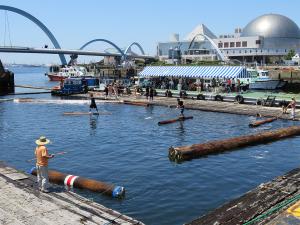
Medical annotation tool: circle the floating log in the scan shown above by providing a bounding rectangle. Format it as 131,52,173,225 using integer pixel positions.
123,100,149,107
169,126,300,162
63,112,99,116
30,168,125,198
249,117,278,127
14,98,34,102
15,84,52,90
158,116,193,125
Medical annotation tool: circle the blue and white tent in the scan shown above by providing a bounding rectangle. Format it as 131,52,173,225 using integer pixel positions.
139,66,249,79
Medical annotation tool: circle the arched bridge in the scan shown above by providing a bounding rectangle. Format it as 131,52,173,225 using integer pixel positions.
0,5,67,65
0,5,153,64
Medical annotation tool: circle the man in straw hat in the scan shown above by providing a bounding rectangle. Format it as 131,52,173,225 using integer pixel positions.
35,136,54,193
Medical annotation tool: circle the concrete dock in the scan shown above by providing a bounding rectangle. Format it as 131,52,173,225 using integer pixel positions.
0,162,143,225
69,92,300,121
186,166,300,225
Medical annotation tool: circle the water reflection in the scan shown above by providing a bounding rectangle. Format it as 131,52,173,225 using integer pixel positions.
89,115,98,135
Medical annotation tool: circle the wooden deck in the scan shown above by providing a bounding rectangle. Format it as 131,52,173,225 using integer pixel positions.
0,162,144,225
186,167,300,225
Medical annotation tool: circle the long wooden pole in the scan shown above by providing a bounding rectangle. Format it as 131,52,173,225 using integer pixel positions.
169,126,300,162
30,168,125,198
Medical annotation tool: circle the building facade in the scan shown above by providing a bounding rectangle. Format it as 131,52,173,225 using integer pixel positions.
157,14,300,64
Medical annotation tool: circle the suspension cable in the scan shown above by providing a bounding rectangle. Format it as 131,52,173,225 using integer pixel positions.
5,11,12,47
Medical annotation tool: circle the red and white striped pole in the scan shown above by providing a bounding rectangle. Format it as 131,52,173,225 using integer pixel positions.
30,168,125,198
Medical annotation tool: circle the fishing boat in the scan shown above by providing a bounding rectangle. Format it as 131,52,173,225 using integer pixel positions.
248,69,286,90
46,65,88,81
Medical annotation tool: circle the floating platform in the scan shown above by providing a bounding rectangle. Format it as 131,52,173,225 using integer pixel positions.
186,166,300,225
0,162,144,225
158,116,193,125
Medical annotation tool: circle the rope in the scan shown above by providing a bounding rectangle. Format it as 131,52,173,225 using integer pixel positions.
243,193,300,225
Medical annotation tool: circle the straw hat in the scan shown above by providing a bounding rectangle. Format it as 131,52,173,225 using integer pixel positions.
35,136,50,145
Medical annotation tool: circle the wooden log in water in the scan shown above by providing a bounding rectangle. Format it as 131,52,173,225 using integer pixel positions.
123,100,149,107
63,112,97,115
30,168,125,198
14,98,34,102
63,111,111,116
249,117,278,127
169,126,300,162
158,116,193,125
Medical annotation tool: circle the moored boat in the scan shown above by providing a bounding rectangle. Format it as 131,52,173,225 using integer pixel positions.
46,65,88,81
248,69,286,90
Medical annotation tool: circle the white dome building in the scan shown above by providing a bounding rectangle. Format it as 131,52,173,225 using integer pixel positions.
157,13,300,64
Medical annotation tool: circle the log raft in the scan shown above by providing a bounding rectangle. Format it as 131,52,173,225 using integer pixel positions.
158,116,193,125
249,117,278,127
169,126,300,162
30,168,125,198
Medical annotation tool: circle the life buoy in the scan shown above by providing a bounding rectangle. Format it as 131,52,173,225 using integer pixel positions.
197,94,205,100
235,95,244,104
215,94,223,101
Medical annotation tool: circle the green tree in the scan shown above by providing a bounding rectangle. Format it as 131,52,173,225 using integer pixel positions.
284,49,296,60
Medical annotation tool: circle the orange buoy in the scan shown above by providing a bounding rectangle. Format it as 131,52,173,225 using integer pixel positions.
30,168,125,198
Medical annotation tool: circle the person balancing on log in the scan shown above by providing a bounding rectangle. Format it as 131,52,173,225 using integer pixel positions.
34,136,54,193
177,98,184,117
89,93,99,113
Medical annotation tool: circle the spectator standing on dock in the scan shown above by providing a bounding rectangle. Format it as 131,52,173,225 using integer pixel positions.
287,97,296,120
89,93,98,113
149,87,154,101
104,85,108,99
177,98,184,117
35,136,54,193
113,83,118,99
145,86,150,100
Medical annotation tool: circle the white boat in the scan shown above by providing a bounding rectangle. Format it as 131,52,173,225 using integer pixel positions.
248,69,286,90
46,65,88,81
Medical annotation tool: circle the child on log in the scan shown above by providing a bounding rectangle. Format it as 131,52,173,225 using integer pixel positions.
287,97,296,120
177,98,184,117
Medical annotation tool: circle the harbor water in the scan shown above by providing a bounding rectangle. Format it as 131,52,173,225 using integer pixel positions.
1,66,300,225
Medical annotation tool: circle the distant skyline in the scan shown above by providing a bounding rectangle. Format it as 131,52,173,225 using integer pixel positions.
0,0,299,64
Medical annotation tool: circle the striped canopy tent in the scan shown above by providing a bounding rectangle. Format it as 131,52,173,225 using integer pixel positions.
139,66,249,79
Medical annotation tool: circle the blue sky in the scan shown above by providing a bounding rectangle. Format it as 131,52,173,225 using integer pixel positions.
0,0,299,64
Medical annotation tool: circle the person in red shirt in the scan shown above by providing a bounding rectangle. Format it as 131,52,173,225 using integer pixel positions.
35,136,54,193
